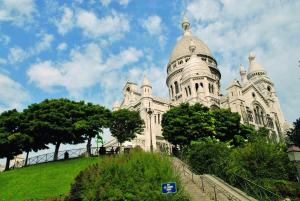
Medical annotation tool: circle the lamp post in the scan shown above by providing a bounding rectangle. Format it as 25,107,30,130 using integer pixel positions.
287,145,300,182
146,107,154,152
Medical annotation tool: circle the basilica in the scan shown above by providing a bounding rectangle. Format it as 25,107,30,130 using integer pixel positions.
106,16,289,151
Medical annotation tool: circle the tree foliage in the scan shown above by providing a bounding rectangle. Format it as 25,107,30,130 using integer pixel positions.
162,103,252,147
0,109,30,170
23,99,84,160
212,108,240,141
109,109,144,144
162,103,215,147
287,117,300,147
74,102,111,156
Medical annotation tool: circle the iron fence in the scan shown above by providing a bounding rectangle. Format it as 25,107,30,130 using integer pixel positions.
14,146,121,168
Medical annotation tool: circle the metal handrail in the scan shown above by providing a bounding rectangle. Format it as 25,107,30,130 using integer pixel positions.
230,174,285,201
175,157,286,201
174,157,244,201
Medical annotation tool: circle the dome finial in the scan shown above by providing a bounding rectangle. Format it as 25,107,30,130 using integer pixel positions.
182,12,190,34
248,52,255,61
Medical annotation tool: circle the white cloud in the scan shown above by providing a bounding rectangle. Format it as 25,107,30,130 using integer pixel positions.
0,34,10,45
34,33,54,54
55,7,74,35
100,0,112,7
57,43,68,51
27,43,143,97
142,15,167,48
100,0,131,6
76,10,129,40
8,33,54,64
0,0,36,25
8,47,28,64
187,0,221,21
0,58,7,65
187,0,300,122
142,15,163,36
106,47,143,69
119,0,131,6
0,73,30,112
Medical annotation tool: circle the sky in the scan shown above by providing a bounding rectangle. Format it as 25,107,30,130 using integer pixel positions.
0,0,300,156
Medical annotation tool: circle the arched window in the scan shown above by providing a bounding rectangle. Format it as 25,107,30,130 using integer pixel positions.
188,86,191,95
185,88,188,96
195,83,199,92
253,104,265,125
212,85,214,94
170,85,174,98
174,81,179,94
200,82,203,88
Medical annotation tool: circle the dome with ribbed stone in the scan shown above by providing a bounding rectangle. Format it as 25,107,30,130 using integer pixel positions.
168,16,214,65
182,40,210,81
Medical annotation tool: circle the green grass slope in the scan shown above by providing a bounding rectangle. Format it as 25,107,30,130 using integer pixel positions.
0,157,101,201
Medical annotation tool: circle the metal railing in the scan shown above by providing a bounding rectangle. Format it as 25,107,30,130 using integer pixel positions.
230,174,285,201
174,157,245,201
13,146,121,169
174,157,287,201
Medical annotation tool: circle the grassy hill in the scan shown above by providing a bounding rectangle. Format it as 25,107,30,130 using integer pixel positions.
0,157,101,201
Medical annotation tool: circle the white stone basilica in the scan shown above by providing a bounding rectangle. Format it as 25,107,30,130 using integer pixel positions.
106,17,289,151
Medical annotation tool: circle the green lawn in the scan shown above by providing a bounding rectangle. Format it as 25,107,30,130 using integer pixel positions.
0,157,101,201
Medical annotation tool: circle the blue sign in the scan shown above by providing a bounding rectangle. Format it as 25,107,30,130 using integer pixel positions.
162,182,177,194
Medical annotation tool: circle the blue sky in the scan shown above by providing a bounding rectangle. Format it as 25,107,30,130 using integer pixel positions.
0,0,300,124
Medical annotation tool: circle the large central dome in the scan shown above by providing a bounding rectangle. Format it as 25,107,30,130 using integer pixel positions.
169,35,213,64
168,16,214,65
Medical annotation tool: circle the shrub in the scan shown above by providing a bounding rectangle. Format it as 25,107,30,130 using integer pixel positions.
65,150,189,201
225,140,297,182
183,142,230,177
259,179,300,199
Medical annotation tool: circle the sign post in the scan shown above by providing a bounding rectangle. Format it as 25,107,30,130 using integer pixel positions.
161,182,177,194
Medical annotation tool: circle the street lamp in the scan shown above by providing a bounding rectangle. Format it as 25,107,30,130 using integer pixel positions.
287,145,300,182
145,107,154,152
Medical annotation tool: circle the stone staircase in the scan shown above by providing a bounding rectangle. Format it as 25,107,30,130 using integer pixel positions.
172,157,258,201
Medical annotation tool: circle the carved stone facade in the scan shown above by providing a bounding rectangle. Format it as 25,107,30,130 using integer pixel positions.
107,17,289,151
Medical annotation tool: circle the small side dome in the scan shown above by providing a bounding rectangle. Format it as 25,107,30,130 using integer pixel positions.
248,52,264,73
182,40,210,81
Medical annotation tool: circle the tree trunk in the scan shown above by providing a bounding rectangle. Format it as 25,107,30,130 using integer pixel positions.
5,157,11,171
53,142,61,161
24,151,29,166
86,137,92,157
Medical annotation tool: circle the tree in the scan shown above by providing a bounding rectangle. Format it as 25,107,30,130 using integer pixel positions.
287,118,300,147
212,108,241,142
20,109,50,166
74,102,111,156
161,103,215,147
0,109,30,171
109,109,144,145
24,99,84,160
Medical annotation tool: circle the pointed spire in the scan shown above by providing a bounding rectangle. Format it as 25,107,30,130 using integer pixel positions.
142,75,151,87
182,13,191,36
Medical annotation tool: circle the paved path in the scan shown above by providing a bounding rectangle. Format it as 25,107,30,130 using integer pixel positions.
172,158,257,201
172,158,210,201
